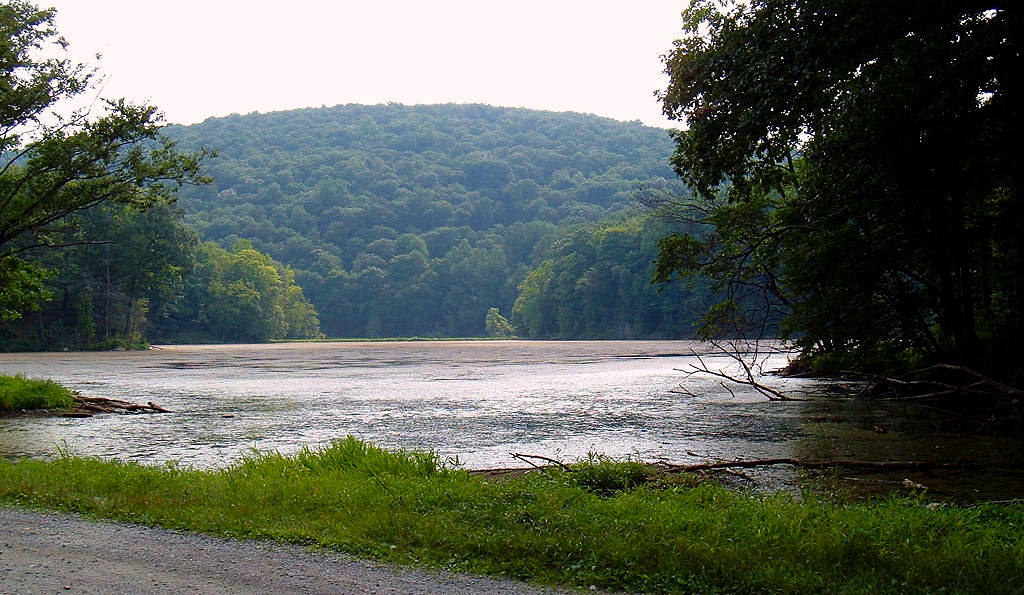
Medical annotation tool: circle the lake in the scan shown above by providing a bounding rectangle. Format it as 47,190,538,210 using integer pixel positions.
2,340,1021,499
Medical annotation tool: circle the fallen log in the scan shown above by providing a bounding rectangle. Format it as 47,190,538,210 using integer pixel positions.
71,394,171,415
469,455,995,480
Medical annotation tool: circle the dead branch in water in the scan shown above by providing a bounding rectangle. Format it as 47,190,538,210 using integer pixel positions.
675,339,803,401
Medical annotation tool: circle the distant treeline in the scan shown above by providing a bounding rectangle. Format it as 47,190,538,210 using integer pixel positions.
1,104,714,348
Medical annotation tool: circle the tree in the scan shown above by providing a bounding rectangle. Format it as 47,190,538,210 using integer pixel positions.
653,0,1021,380
511,216,715,339
0,197,205,350
484,307,515,338
182,241,320,343
0,2,207,319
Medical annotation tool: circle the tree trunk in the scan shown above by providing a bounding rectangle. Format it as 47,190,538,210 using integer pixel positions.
104,244,111,339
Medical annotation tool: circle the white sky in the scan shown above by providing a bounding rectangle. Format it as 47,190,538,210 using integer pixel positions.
44,1,686,128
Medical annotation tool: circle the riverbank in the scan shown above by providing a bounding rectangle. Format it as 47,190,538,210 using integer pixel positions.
0,374,170,418
2,437,1021,593
0,375,74,413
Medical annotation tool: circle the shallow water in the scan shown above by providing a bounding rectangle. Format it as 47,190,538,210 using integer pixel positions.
1,341,1021,500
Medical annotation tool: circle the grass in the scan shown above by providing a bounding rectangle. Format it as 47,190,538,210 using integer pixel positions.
2,437,1022,593
0,374,75,412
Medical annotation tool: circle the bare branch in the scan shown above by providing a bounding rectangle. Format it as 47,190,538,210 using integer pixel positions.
675,339,802,401
510,452,572,472
9,239,113,255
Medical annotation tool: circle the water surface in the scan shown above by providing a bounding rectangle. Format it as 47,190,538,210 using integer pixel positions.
2,341,1021,499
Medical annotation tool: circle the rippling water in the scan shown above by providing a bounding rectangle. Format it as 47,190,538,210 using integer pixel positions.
2,341,1022,499
0,341,808,465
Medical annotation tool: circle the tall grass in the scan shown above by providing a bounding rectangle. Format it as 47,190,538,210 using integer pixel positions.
2,437,1022,592
0,374,75,412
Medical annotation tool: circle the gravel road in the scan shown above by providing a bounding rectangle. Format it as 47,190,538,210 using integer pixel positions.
0,507,565,594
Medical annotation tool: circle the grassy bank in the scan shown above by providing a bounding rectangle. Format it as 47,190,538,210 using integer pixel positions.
1,438,1022,593
0,375,75,413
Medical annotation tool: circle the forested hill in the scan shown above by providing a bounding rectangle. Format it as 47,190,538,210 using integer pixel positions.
162,103,700,338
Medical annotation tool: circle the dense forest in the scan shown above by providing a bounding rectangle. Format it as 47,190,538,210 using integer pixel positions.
0,197,321,350
2,100,714,348
511,215,714,338
160,103,702,339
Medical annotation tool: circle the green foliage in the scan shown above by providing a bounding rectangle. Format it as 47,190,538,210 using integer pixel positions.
0,258,51,321
2,438,1024,592
655,1,1021,379
0,2,207,329
0,374,74,412
173,241,320,343
0,202,322,347
0,214,325,348
558,455,653,497
512,215,716,338
483,307,514,338
0,200,199,350
163,104,683,338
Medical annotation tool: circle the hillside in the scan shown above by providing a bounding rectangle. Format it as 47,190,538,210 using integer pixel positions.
158,103,701,339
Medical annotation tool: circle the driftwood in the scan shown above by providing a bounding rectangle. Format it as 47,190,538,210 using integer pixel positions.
70,395,171,416
470,453,994,481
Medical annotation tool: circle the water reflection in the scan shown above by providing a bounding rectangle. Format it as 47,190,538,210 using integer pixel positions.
1,341,1021,499
793,397,1024,501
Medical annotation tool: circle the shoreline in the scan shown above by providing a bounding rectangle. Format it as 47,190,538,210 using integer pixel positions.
3,438,1022,593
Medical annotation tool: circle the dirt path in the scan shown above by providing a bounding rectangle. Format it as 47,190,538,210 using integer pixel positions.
0,507,563,594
